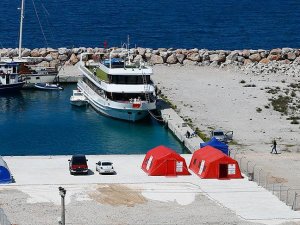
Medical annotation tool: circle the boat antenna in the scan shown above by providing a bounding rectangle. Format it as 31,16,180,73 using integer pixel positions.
18,0,25,59
127,35,130,62
127,35,130,50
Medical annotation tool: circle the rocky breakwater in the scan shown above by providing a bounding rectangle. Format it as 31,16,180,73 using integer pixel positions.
1,47,300,76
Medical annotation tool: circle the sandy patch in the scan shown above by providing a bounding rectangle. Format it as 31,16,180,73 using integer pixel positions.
89,184,147,207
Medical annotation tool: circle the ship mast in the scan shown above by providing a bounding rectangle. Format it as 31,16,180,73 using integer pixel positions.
18,0,25,59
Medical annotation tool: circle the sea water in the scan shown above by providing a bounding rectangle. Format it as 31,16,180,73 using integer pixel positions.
0,84,185,156
1,0,300,50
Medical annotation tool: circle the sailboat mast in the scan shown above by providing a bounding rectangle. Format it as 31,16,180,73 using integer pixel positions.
18,0,25,59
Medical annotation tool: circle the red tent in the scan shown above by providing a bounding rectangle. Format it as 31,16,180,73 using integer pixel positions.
189,146,242,179
142,145,190,176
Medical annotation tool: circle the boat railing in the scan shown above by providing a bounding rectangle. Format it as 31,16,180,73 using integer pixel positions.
79,64,103,84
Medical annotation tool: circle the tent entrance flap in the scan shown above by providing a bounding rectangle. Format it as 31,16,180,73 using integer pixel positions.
219,164,228,178
166,160,176,176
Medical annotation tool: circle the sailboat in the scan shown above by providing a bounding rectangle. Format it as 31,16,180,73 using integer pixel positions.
0,0,58,89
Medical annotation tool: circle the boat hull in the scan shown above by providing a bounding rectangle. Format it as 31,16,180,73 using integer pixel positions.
0,82,25,93
34,83,63,90
23,74,58,87
78,81,153,122
70,100,88,107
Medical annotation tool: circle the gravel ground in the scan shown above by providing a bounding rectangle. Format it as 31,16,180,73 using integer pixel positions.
152,64,300,191
0,186,260,225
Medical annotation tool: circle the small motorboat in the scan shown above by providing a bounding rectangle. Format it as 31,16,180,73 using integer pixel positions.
70,90,88,106
34,83,63,90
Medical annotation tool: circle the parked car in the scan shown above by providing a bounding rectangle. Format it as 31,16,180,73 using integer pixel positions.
96,161,115,174
210,129,233,143
68,154,88,175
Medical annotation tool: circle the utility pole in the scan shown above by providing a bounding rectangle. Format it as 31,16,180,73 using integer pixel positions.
58,187,66,225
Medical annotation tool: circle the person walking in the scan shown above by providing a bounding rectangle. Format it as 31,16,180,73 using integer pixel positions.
270,139,277,154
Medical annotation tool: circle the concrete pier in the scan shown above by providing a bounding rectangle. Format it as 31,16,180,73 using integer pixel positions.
160,107,203,153
57,64,82,83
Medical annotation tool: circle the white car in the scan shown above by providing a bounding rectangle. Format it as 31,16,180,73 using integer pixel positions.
95,161,115,174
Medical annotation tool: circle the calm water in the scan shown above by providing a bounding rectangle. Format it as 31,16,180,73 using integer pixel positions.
1,0,300,50
0,84,185,156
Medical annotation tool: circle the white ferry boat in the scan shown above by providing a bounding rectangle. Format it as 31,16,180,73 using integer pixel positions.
78,49,157,122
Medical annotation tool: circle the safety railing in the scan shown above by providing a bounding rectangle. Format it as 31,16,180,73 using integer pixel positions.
232,151,300,211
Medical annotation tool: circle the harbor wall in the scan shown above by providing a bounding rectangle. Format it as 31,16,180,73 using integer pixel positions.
1,47,300,76
160,108,203,153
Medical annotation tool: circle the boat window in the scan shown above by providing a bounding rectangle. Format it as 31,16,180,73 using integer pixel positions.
110,75,150,84
36,77,40,80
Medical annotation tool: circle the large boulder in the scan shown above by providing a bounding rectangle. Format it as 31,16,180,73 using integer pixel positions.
137,47,146,56
50,59,60,68
244,59,252,65
58,54,68,61
241,50,250,58
145,52,152,61
39,48,48,57
260,51,268,58
237,56,245,63
209,54,219,62
183,59,197,66
58,47,68,55
44,54,53,62
50,51,59,59
249,53,261,62
270,48,282,55
21,49,31,57
176,53,185,64
259,58,270,64
267,54,281,61
8,48,18,57
69,53,79,65
30,48,40,57
166,54,178,64
282,48,293,55
187,52,200,61
287,52,296,60
226,51,238,61
72,48,80,54
133,54,143,63
150,55,164,64
0,49,9,57
159,51,170,61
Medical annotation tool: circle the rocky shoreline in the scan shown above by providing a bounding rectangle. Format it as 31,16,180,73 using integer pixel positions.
1,47,300,76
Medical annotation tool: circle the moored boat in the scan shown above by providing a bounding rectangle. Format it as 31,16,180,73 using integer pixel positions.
70,90,88,106
0,0,58,87
0,62,25,93
34,83,63,90
78,48,157,122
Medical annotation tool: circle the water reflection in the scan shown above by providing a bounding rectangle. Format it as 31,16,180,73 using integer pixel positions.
0,92,26,115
